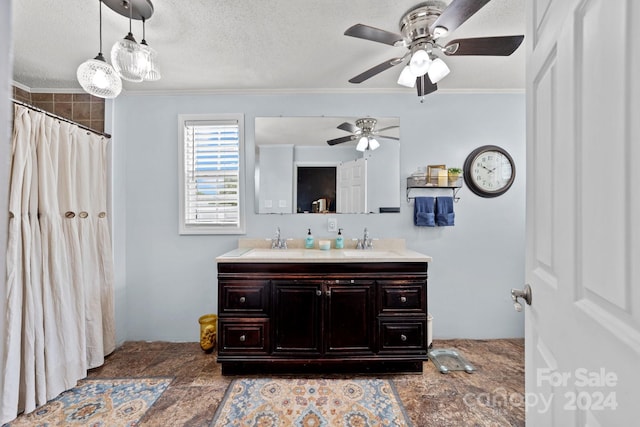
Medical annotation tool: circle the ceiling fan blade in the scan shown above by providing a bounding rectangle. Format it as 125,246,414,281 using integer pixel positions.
344,24,403,46
376,135,400,141
349,58,402,84
375,125,399,133
443,35,525,56
430,0,492,35
327,135,356,146
416,74,438,97
337,122,358,133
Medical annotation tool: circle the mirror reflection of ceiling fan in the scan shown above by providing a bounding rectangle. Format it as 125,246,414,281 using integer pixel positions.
326,118,399,152
344,0,524,100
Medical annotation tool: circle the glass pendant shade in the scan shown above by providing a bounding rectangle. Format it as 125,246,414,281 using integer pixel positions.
409,49,431,76
111,33,146,82
77,0,122,98
77,54,122,98
368,138,380,151
140,41,161,81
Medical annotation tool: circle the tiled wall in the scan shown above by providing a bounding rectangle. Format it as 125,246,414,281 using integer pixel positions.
12,86,105,133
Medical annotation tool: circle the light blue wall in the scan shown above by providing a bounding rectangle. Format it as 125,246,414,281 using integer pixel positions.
113,91,525,342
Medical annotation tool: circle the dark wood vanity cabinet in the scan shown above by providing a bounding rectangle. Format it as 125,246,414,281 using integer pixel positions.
217,262,428,374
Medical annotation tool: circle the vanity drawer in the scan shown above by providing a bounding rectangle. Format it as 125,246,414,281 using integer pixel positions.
219,319,270,354
378,282,426,314
378,319,426,353
219,280,269,315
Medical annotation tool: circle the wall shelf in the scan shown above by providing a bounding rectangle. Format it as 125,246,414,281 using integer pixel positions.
406,176,463,202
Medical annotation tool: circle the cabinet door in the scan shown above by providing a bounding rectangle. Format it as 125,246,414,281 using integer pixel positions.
325,282,374,354
272,281,322,355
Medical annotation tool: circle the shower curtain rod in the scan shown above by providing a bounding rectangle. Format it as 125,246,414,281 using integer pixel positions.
10,98,112,139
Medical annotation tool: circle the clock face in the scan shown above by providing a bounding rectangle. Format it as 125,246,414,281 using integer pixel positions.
463,146,515,197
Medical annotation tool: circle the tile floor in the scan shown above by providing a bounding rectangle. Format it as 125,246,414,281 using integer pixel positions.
82,338,524,426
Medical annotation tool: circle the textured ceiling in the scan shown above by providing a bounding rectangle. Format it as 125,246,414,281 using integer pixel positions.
11,0,525,93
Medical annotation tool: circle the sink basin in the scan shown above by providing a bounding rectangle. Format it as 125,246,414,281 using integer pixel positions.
242,249,307,258
341,250,397,258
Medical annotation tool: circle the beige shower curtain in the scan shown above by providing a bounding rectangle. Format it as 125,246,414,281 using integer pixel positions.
1,105,115,423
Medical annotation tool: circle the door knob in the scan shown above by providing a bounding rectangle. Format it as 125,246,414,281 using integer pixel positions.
511,284,532,312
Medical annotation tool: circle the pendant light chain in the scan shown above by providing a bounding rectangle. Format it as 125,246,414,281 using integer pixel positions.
128,0,133,35
98,0,103,55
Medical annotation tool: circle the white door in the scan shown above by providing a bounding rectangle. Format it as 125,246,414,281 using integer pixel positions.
337,158,367,213
525,0,639,425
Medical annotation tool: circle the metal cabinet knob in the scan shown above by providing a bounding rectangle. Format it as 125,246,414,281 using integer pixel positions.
316,290,322,296
239,296,246,303
239,335,246,342
400,334,407,342
400,296,407,303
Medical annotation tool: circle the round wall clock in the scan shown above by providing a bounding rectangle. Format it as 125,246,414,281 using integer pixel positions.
463,145,516,198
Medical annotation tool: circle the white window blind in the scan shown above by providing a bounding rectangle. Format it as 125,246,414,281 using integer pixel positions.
179,115,245,234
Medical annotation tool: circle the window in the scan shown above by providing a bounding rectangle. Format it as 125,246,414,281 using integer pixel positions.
178,114,245,234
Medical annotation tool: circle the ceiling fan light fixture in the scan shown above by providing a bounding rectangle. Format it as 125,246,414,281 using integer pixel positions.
368,137,380,150
356,136,369,152
427,57,450,84
409,48,431,76
397,65,417,87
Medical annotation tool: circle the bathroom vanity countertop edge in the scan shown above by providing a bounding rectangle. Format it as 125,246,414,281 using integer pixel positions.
216,247,432,263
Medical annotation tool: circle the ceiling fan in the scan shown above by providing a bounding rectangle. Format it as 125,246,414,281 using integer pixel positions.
344,0,524,99
326,118,399,152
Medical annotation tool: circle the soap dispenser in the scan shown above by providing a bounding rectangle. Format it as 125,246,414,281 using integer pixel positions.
305,228,314,249
335,228,344,249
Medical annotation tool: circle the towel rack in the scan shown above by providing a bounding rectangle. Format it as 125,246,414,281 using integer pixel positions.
406,176,462,203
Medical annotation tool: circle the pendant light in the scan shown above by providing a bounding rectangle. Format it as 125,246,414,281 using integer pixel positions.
77,0,122,98
111,0,146,82
140,17,161,81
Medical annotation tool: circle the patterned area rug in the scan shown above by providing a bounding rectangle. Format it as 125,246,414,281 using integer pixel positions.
211,378,412,427
5,377,171,426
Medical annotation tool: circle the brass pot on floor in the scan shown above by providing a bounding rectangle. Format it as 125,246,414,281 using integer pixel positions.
198,314,217,353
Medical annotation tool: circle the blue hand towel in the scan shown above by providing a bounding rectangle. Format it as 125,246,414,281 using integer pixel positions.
414,197,435,226
435,196,455,226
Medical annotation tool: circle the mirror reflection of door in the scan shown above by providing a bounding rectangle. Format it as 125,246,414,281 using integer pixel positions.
296,166,336,213
337,158,367,213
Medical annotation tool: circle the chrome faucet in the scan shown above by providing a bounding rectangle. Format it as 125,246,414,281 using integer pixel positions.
271,227,287,249
356,227,373,249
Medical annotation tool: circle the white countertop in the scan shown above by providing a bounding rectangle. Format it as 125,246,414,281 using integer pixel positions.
216,238,432,263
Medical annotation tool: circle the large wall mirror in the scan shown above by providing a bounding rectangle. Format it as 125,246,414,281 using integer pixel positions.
255,116,400,214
